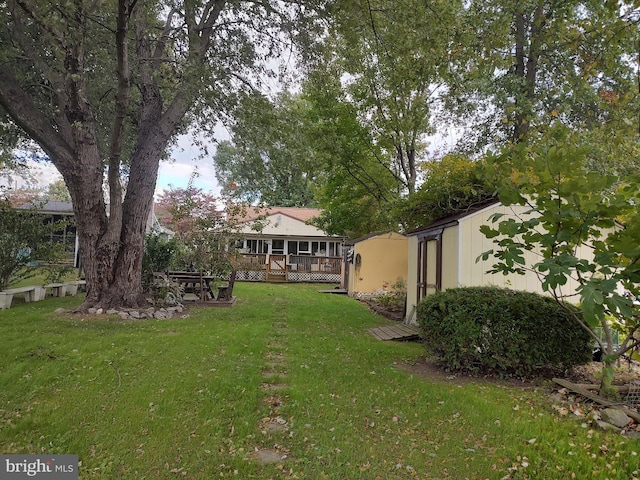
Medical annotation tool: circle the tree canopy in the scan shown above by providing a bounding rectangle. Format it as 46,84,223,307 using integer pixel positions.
213,92,318,207
0,0,329,309
450,0,640,150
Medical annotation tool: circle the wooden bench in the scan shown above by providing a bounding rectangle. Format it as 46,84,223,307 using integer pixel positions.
216,270,236,302
45,281,82,297
0,286,46,309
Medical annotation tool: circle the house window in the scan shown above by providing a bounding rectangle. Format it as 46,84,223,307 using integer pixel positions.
312,241,328,256
272,239,285,254
247,239,268,254
298,241,310,255
288,241,298,255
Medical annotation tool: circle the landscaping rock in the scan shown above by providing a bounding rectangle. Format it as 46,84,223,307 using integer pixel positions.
54,308,67,314
595,420,621,432
600,408,632,428
623,430,640,440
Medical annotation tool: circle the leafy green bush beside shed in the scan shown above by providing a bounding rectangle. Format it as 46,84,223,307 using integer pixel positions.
416,287,592,378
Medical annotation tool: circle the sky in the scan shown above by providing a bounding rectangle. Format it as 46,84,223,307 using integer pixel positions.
156,132,224,197
1,132,224,199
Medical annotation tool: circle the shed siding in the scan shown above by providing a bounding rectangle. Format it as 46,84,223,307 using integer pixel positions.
406,235,419,321
349,232,408,295
405,201,602,323
459,203,545,293
441,225,459,290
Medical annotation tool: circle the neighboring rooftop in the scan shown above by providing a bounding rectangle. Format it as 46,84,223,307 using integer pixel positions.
16,200,74,215
232,206,321,224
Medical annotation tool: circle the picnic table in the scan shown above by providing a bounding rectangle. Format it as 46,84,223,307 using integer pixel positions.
159,271,216,302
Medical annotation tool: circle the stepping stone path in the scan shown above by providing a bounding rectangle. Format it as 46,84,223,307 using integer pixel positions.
253,312,294,465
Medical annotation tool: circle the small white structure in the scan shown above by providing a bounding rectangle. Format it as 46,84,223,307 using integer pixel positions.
405,200,594,323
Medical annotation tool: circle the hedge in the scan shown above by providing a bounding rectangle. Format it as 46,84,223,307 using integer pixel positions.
416,287,592,378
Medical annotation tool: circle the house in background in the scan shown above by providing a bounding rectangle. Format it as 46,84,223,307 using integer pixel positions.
18,200,77,264
231,206,346,283
18,200,171,268
345,231,408,297
404,199,594,324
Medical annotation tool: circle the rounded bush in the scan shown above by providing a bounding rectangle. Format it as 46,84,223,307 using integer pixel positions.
416,287,592,378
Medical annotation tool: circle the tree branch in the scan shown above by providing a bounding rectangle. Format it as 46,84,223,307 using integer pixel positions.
0,66,75,167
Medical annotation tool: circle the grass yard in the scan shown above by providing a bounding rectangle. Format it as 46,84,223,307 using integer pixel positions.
0,283,638,479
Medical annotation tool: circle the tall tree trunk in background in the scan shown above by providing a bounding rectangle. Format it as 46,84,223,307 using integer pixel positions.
512,2,546,143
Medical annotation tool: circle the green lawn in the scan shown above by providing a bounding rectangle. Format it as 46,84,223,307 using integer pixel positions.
1,283,638,479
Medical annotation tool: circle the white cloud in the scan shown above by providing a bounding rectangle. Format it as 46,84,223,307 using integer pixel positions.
0,161,62,191
156,131,224,198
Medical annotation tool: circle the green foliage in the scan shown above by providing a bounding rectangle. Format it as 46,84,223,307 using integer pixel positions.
0,198,67,289
417,287,593,378
480,126,640,393
213,92,318,207
371,278,407,309
45,180,71,202
301,69,401,237
450,0,640,149
154,184,233,277
141,234,184,304
142,234,180,274
329,0,462,194
398,154,497,230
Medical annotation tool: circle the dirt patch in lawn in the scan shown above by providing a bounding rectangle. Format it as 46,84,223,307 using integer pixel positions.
398,356,640,389
361,300,405,322
397,356,546,388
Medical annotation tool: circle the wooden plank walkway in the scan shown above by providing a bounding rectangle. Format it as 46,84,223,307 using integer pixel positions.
368,324,420,341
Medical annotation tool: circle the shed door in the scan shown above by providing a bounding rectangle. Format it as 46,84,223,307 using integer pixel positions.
417,234,442,303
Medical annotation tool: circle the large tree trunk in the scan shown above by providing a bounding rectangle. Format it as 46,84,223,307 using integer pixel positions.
68,129,170,310
0,0,234,311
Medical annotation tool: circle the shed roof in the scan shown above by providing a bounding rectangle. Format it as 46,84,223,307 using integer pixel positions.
406,198,500,237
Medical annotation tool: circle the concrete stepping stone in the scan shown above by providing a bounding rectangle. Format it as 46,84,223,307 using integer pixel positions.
261,383,288,391
263,371,287,379
253,449,288,464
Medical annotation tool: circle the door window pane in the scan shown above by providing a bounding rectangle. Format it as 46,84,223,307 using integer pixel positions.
272,239,285,254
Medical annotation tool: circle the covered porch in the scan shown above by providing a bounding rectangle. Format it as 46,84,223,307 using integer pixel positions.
235,254,343,283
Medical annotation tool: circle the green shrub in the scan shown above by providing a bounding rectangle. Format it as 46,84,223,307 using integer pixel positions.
416,287,592,378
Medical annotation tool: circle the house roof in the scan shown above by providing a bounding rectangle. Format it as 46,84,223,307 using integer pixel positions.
233,206,321,224
17,200,74,215
406,198,500,236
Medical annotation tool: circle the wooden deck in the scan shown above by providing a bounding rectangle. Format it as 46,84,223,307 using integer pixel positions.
368,324,420,341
